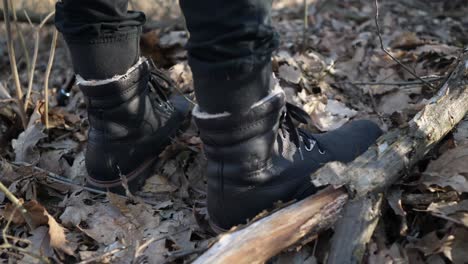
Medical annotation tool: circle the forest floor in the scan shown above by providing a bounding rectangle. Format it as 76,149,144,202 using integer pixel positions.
1,0,468,263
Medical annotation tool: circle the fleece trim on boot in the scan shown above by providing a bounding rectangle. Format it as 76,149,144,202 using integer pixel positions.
76,57,146,86
192,75,285,119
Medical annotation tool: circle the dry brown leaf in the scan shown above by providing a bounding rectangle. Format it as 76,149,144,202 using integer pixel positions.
142,174,178,193
0,160,21,186
425,145,468,177
2,200,74,255
387,189,408,235
159,31,188,48
80,202,130,245
2,200,48,225
46,210,74,255
309,99,357,131
377,91,412,115
413,44,460,58
407,231,443,256
423,145,468,193
440,227,468,264
22,226,54,264
368,242,408,264
453,119,468,145
11,123,47,164
168,62,193,92
421,174,468,194
426,200,468,227
278,64,302,84
59,190,95,226
390,31,425,49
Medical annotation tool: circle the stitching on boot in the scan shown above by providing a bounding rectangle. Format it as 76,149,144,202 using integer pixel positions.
76,57,147,86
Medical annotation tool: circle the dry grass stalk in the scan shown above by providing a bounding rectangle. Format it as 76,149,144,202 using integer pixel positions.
24,11,55,111
2,0,28,129
43,29,58,129
8,0,30,76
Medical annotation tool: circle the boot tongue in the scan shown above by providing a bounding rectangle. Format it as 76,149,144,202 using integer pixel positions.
78,58,151,108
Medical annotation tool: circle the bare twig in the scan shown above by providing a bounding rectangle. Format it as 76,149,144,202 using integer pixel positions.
43,29,58,129
9,0,30,76
1,206,51,263
78,246,128,264
9,161,163,206
24,11,55,111
2,0,27,129
0,182,34,230
339,76,444,86
302,0,309,52
374,0,436,90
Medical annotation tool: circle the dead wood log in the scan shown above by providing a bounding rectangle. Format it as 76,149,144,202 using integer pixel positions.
194,187,348,264
311,49,468,195
327,194,383,264
194,50,468,263
402,191,459,206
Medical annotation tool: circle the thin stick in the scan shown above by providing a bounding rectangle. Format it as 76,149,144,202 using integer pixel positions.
0,182,34,230
9,0,30,76
78,246,128,264
2,0,27,129
374,0,435,90
43,29,58,129
9,161,162,206
341,76,444,86
24,11,55,110
302,0,309,52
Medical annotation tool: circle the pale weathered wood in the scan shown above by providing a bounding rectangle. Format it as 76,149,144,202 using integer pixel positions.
312,50,468,195
194,50,468,263
194,187,348,264
327,194,383,264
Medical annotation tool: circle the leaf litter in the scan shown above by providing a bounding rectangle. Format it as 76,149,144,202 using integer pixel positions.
0,0,467,263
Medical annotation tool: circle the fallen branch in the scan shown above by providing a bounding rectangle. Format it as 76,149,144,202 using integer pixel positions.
194,49,468,263
327,194,383,264
194,187,348,264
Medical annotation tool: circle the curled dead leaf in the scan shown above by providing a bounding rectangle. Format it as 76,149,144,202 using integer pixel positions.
1,200,74,255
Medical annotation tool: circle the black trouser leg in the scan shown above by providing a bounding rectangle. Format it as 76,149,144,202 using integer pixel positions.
55,0,145,79
179,0,279,114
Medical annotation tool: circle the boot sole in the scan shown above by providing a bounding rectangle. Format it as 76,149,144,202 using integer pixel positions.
85,155,159,195
209,219,229,234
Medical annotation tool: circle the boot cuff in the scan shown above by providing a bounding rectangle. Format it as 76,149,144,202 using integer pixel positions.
76,57,150,105
194,84,285,135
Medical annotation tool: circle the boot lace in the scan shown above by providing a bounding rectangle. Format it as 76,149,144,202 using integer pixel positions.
147,60,175,114
280,103,325,160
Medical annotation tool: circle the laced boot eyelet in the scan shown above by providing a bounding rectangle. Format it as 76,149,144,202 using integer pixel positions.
319,148,326,155
304,139,316,152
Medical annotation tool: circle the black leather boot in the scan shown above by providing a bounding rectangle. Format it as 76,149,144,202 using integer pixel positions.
78,58,190,192
193,89,382,231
